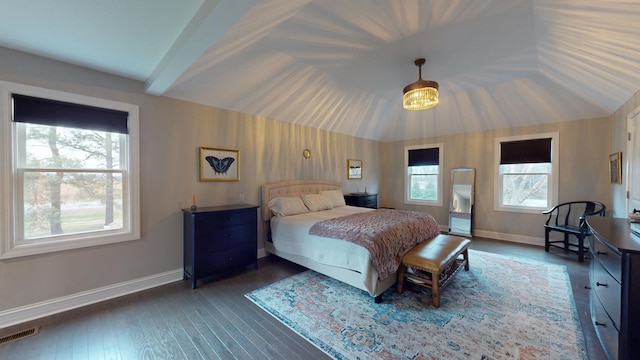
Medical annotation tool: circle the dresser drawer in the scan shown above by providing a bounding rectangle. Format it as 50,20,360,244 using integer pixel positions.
591,259,621,329
195,209,255,228
191,223,253,250
362,196,377,208
590,234,621,282
197,245,256,276
198,225,255,251
591,292,619,360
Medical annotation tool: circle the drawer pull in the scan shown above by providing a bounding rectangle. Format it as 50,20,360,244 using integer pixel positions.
594,321,607,328
596,282,608,287
584,285,591,290
596,250,608,256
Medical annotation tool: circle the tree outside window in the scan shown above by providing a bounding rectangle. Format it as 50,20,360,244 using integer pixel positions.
22,123,124,239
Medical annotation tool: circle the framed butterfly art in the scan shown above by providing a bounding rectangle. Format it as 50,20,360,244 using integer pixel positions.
199,147,239,181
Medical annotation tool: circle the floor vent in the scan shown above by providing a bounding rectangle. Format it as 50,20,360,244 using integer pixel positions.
0,327,40,346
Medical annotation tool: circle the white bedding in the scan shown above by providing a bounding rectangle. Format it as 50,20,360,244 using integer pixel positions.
270,205,377,277
262,180,397,298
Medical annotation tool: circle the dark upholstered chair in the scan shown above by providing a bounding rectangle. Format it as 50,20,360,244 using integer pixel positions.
543,201,606,262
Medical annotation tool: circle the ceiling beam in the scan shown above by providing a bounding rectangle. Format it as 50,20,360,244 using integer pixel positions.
144,0,257,95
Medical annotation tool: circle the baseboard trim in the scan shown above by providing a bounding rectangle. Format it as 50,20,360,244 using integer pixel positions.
473,229,543,247
0,268,183,330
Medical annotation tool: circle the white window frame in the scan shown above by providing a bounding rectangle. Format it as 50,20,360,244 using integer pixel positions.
0,81,140,259
404,143,443,206
493,132,559,214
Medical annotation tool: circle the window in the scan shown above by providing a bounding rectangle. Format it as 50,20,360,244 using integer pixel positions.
0,82,140,258
405,144,443,206
494,133,558,213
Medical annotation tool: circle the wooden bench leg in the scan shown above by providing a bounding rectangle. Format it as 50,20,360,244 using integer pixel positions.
397,265,406,294
431,270,441,308
463,249,470,271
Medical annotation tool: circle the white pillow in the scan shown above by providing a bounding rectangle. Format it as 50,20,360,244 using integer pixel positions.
320,189,346,208
301,193,333,212
267,196,309,217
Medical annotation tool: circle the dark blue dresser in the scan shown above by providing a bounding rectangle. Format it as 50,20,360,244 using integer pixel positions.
344,193,378,209
183,204,259,288
587,216,640,360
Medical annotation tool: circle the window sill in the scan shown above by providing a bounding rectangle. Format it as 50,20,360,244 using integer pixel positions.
1,232,140,259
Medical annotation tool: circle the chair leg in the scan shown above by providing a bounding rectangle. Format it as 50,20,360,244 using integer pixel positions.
545,229,550,252
578,235,585,263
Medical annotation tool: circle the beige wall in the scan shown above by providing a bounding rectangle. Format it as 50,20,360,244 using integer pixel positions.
381,117,612,244
0,47,380,313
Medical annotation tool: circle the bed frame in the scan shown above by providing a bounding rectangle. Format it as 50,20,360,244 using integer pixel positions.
261,179,396,302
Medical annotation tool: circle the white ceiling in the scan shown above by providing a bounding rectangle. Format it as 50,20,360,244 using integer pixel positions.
1,0,639,141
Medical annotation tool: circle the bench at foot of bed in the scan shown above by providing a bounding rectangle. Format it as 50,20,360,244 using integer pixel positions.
397,234,471,307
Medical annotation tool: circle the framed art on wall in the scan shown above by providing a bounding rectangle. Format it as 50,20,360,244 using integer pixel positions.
610,151,622,184
347,159,362,180
200,147,239,181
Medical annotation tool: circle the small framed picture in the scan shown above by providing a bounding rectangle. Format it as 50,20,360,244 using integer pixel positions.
347,159,362,180
609,152,622,184
200,147,239,181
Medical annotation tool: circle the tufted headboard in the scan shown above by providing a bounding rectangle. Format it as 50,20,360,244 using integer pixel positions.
261,179,342,222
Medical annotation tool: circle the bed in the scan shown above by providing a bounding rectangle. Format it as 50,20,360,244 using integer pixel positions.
261,179,439,302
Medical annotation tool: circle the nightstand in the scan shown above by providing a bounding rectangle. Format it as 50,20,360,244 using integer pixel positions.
344,193,378,209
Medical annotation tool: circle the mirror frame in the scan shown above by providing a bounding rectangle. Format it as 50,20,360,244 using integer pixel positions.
449,168,475,237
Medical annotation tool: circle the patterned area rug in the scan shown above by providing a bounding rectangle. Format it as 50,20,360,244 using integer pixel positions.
245,249,587,359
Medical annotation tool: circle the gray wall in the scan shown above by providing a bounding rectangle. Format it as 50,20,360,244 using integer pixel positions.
0,43,629,317
0,47,380,313
380,117,612,245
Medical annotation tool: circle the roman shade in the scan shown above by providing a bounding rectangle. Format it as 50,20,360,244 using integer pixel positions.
500,138,551,164
12,94,129,134
408,148,439,166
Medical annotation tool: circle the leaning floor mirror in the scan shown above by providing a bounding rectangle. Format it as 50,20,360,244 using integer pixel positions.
449,168,475,237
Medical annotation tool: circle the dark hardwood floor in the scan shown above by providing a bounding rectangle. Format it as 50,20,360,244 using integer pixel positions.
0,237,607,359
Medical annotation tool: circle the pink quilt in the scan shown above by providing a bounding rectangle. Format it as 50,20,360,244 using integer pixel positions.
308,209,439,280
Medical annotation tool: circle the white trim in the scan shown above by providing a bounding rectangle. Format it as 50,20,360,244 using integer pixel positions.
0,80,141,259
0,269,183,330
626,105,640,215
404,143,443,206
0,85,11,260
493,132,559,214
473,229,543,247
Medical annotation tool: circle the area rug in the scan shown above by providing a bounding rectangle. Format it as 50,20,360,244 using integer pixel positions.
245,249,587,359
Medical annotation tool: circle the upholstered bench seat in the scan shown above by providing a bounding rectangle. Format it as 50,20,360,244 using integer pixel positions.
397,234,471,307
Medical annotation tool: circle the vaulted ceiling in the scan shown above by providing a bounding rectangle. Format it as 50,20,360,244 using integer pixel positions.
1,0,639,141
